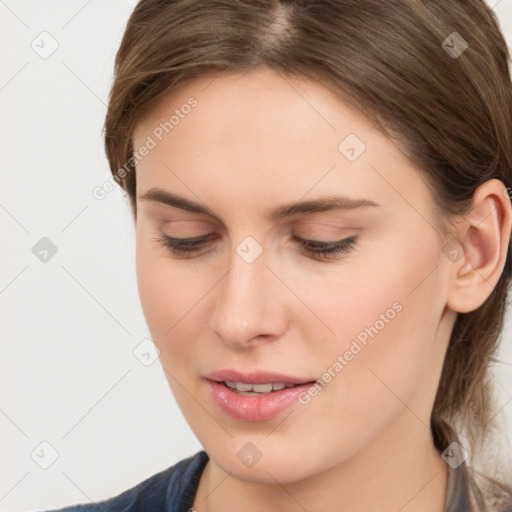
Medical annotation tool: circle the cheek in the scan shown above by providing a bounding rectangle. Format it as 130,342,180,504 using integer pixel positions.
136,241,199,345
316,233,444,414
295,249,417,347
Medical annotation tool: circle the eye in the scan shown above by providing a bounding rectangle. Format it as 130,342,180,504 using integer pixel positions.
291,234,356,260
153,234,214,257
154,233,356,261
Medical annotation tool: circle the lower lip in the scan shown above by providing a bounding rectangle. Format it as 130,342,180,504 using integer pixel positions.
206,380,316,422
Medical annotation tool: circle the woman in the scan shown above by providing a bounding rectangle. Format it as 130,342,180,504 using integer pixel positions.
48,0,512,510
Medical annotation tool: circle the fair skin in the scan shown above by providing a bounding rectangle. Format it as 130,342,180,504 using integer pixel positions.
132,67,511,512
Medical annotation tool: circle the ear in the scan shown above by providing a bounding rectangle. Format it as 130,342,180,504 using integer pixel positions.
446,179,512,314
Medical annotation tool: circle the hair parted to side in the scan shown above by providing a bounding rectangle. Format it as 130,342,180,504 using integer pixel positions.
104,0,512,490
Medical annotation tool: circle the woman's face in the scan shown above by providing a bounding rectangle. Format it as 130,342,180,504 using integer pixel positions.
133,67,457,483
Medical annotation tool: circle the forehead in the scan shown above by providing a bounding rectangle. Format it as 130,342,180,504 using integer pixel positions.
135,67,374,142
132,67,428,219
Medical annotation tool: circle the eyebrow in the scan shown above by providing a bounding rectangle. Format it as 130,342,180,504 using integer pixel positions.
138,187,381,222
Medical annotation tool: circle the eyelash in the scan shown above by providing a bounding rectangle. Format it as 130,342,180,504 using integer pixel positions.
153,234,356,261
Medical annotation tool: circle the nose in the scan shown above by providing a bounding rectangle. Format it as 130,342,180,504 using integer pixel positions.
209,242,288,349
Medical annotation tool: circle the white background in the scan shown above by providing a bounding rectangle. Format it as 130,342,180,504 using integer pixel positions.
1,1,511,510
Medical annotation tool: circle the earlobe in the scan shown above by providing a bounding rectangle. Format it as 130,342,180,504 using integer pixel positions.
446,179,512,314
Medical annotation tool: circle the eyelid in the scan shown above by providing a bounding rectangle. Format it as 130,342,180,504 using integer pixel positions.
162,233,215,244
155,232,357,261
160,233,349,247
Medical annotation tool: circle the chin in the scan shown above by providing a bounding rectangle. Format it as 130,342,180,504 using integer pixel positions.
224,458,310,484
206,442,331,485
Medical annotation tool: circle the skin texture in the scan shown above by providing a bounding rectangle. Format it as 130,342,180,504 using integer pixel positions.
132,67,512,512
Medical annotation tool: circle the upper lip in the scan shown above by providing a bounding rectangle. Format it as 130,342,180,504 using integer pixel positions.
205,369,316,385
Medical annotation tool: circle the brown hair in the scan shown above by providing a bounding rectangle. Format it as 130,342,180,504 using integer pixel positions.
104,0,512,493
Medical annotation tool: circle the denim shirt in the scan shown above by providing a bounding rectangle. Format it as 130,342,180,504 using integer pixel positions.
43,450,512,512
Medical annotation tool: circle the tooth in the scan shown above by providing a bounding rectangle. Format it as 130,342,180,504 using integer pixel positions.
223,381,299,393
252,383,273,393
235,382,253,392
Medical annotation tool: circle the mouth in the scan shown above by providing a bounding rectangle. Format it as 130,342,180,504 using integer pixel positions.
204,369,319,422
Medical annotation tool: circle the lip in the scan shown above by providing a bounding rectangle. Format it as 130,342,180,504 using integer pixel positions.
205,369,316,385
204,369,318,422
